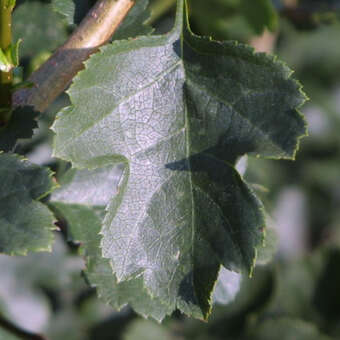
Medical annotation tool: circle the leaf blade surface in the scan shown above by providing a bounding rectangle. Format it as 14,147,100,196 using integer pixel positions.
53,0,306,319
50,166,172,322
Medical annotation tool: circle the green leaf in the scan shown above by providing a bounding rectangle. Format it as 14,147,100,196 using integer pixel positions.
0,40,21,72
52,0,78,24
0,107,38,152
13,2,68,59
188,0,276,41
52,0,93,25
0,153,56,255
114,0,153,40
9,39,22,68
240,0,278,35
52,0,306,319
52,0,153,39
50,166,172,322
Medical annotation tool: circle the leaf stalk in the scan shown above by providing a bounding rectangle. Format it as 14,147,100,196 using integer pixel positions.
0,0,14,124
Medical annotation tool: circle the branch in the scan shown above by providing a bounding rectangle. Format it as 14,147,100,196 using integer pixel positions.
0,313,49,340
13,0,135,113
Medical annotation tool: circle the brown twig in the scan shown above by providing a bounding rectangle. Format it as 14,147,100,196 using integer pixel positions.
0,313,49,340
13,0,135,113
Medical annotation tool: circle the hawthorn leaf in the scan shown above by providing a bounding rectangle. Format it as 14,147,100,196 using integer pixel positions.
50,166,172,322
52,0,306,319
0,107,38,152
213,227,276,306
0,153,56,255
213,226,276,306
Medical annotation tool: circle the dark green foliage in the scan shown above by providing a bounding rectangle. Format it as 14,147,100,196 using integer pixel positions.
52,0,153,38
52,0,93,25
13,2,68,59
1,0,339,339
0,106,38,152
189,0,278,41
0,153,56,255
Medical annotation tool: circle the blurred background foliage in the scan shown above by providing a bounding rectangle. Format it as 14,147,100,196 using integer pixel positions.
1,0,340,339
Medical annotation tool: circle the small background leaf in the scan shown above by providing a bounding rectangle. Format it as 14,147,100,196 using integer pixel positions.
240,0,278,35
52,0,93,25
52,0,153,39
13,2,68,59
0,107,38,152
0,153,56,255
114,0,153,40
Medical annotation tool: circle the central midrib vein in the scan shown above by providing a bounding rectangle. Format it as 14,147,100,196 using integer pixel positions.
180,29,199,307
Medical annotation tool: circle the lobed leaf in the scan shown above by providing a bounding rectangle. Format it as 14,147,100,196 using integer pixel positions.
52,0,306,319
50,166,172,322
